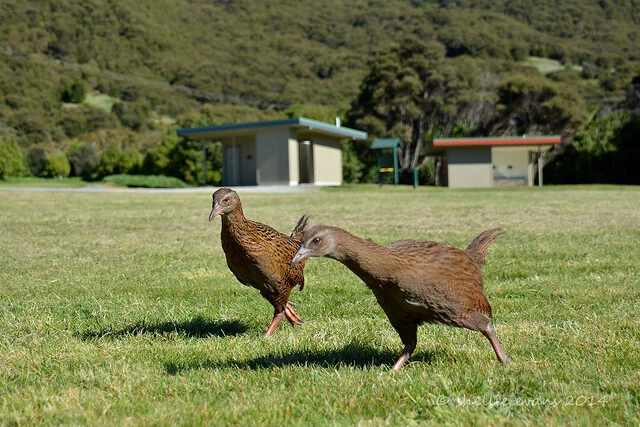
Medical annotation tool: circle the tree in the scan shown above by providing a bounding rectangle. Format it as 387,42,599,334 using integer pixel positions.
67,140,100,179
347,38,462,175
44,151,71,178
26,145,49,177
60,78,87,103
96,144,124,178
486,70,588,137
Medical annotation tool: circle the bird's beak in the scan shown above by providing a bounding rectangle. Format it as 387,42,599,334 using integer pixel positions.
291,245,312,266
209,202,223,222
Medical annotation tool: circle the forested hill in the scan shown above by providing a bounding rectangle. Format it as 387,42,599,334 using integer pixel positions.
2,0,639,110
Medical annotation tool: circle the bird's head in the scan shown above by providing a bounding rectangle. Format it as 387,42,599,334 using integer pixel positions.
209,188,240,221
291,225,336,265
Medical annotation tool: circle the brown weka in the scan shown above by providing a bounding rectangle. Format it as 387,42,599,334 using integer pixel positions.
291,225,508,370
209,188,309,337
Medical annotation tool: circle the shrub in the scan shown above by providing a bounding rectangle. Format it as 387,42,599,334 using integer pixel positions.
341,140,364,183
0,137,26,180
27,145,49,177
119,150,142,174
96,144,124,178
60,78,87,103
67,141,100,179
141,132,178,175
44,152,71,178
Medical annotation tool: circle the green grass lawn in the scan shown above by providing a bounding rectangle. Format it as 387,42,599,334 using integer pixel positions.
1,185,638,425
1,176,88,188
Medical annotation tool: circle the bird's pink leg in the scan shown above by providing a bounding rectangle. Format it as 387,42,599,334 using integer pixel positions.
482,323,509,364
263,302,302,337
283,301,302,325
263,312,285,337
391,344,415,371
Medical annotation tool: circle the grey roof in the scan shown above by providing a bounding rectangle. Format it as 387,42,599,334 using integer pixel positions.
176,117,367,140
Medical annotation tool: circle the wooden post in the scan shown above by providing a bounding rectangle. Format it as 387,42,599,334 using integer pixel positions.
538,150,544,187
393,146,399,186
378,150,383,187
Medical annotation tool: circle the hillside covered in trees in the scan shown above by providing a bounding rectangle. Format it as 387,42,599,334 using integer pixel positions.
1,0,639,185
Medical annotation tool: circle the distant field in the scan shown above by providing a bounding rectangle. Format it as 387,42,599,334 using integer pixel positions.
84,92,117,112
0,185,638,425
523,56,583,74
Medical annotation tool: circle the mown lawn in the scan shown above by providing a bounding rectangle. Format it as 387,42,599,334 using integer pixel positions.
1,185,638,425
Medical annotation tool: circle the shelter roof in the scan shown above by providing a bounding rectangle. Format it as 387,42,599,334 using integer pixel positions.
428,135,561,153
371,138,403,149
176,117,367,141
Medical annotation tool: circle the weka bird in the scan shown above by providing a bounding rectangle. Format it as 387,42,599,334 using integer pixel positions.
209,188,309,337
291,226,508,370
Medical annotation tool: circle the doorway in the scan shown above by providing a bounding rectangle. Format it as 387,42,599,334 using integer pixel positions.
223,145,241,186
299,140,314,184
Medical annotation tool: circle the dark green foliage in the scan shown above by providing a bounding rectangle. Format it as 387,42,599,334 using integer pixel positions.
0,136,26,180
341,140,364,184
102,174,188,188
44,151,71,178
111,100,152,131
165,139,221,186
545,111,640,185
58,106,119,139
485,70,589,135
8,112,54,145
141,129,222,186
67,141,100,179
141,133,177,176
26,145,49,176
96,144,124,178
96,144,142,179
611,114,640,184
26,144,71,178
60,78,86,103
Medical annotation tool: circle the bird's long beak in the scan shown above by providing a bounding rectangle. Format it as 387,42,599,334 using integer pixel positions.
291,245,312,266
209,202,223,222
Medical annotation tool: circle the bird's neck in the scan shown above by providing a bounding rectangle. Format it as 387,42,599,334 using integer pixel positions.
329,228,403,288
220,204,248,232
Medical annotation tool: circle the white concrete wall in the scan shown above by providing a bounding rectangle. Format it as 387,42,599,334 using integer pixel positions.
288,138,299,186
255,128,294,185
312,137,342,186
222,136,256,186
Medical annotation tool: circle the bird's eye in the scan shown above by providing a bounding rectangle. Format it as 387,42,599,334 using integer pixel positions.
222,197,229,203
312,237,321,245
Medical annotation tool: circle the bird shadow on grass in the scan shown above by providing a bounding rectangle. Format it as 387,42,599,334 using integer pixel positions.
79,316,248,341
164,342,436,375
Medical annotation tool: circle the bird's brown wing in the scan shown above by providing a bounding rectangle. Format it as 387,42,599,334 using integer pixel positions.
235,219,305,289
386,239,490,317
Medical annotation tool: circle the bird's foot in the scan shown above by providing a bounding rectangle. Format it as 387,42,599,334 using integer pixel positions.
284,301,303,326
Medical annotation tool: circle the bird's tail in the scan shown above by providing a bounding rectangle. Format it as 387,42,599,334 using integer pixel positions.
290,214,310,239
465,227,503,269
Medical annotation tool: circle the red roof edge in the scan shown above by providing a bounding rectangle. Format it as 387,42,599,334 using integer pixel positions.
433,136,561,147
